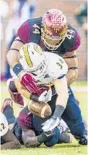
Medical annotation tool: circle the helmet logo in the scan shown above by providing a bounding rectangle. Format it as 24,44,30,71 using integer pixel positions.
23,44,33,67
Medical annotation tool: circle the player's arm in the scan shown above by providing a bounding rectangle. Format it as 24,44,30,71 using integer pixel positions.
22,129,52,147
52,76,68,119
54,76,68,108
1,129,21,149
6,37,24,69
14,78,31,99
22,129,40,147
6,21,34,93
7,40,40,94
15,79,52,118
42,76,68,132
63,51,78,85
6,20,30,70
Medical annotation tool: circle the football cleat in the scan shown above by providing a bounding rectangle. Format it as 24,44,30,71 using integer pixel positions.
79,134,88,145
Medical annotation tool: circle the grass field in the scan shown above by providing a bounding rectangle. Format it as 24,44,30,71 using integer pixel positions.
0,81,88,155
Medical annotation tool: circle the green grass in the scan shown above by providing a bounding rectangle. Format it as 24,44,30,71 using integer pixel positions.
1,144,87,155
72,81,88,87
0,81,88,155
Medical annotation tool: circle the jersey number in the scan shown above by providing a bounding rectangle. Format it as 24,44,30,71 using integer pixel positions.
0,123,6,131
56,58,64,69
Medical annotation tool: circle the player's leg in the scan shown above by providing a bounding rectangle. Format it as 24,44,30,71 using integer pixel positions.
62,87,87,145
13,106,34,143
2,98,15,129
44,127,73,147
7,78,24,107
1,105,21,149
22,129,41,147
1,129,21,149
1,98,23,143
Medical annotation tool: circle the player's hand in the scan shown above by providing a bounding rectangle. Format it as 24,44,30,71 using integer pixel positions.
39,89,52,103
37,130,53,144
42,117,60,132
19,72,42,95
31,89,52,103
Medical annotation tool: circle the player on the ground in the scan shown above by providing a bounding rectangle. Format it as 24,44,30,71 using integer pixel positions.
6,9,88,145
1,98,72,148
0,109,21,149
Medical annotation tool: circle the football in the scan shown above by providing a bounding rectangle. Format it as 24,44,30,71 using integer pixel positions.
28,100,52,118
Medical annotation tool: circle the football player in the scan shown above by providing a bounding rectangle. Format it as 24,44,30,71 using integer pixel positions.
2,98,72,148
9,42,68,129
6,9,87,145
0,110,21,149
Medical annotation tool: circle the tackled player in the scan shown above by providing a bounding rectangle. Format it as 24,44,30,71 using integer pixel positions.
7,42,88,146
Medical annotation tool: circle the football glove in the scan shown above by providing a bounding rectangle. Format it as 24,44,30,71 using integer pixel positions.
20,72,42,95
42,117,60,132
30,89,52,103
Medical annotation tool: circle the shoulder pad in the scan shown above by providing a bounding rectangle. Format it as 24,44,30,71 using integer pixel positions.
17,17,42,44
17,19,31,43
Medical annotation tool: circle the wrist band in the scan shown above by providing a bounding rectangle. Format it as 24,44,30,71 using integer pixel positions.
13,63,23,76
30,94,39,102
53,105,65,119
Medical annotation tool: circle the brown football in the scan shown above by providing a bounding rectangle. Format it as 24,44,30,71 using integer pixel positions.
28,100,52,118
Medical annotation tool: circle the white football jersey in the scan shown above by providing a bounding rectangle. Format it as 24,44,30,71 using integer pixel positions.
31,52,68,85
11,51,68,85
